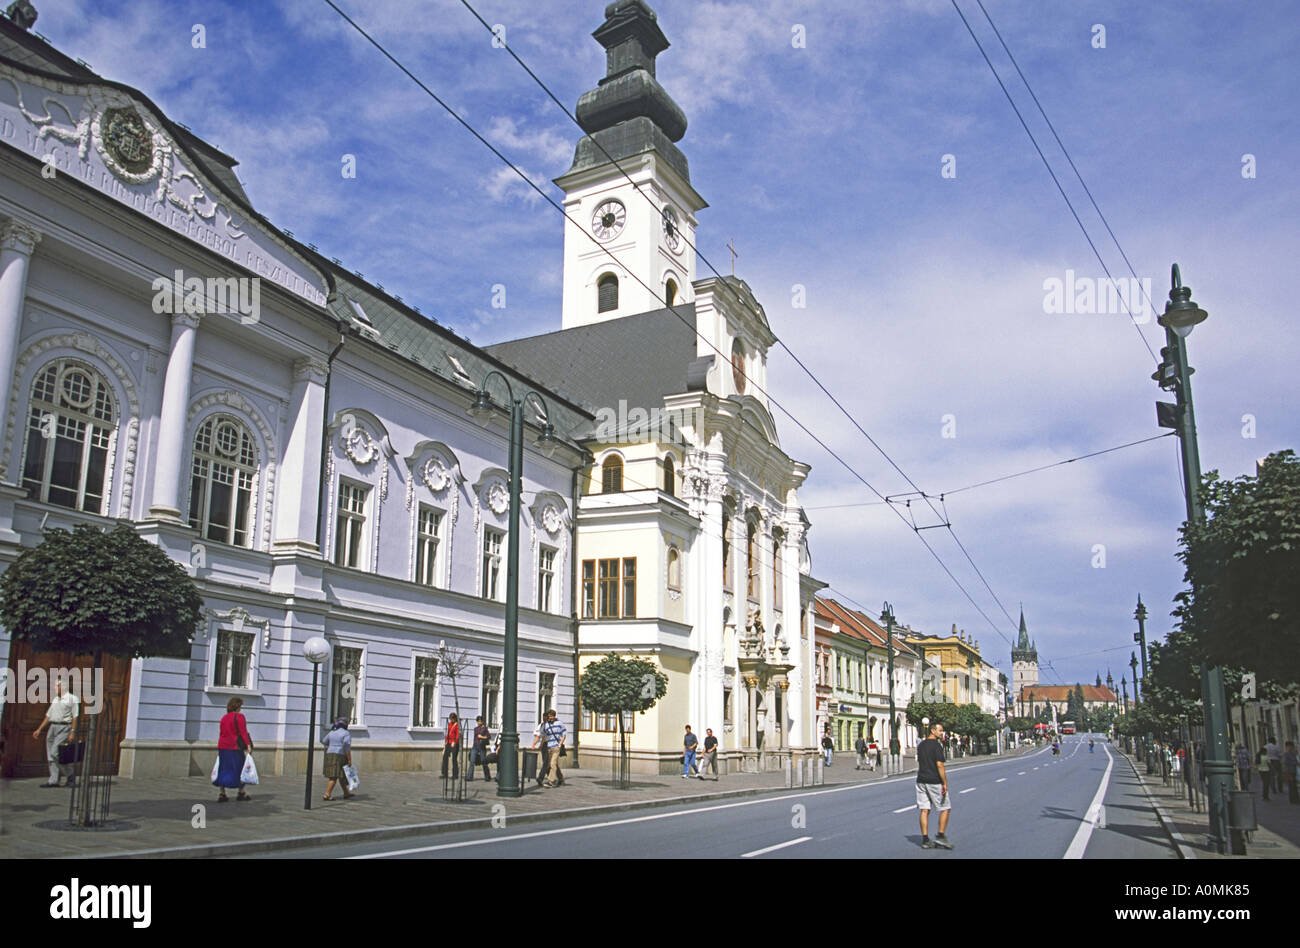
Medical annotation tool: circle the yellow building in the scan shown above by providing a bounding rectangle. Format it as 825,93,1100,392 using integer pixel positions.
905,625,1000,714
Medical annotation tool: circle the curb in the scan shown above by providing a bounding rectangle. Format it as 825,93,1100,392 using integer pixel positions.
70,747,1027,859
1124,752,1197,860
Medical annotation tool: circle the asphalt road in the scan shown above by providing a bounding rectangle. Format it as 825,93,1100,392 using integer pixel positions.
259,735,1178,859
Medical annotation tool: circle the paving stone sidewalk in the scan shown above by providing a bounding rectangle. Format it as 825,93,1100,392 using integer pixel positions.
0,744,1033,859
1124,752,1300,859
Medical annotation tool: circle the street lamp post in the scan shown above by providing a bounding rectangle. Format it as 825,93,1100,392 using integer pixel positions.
1152,263,1237,854
1133,595,1149,700
302,636,331,810
469,371,559,799
880,602,901,773
1130,653,1140,704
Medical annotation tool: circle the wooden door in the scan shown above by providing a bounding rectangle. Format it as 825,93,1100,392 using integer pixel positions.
0,641,132,778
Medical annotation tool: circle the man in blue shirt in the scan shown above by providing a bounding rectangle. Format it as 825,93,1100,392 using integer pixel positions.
540,709,566,788
682,725,699,778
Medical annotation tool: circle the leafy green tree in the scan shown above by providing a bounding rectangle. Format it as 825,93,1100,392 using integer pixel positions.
1173,450,1300,686
579,654,668,717
1090,704,1119,734
1065,684,1085,728
0,524,202,825
905,697,956,735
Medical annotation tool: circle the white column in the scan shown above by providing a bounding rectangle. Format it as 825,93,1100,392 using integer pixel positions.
0,219,41,481
148,311,201,519
273,357,328,552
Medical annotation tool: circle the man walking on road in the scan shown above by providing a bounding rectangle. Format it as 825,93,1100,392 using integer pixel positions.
683,725,698,778
698,728,719,780
916,722,953,850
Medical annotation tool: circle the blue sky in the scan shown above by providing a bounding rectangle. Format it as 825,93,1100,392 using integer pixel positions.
34,0,1300,690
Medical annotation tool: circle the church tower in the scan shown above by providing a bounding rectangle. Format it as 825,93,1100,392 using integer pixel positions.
1011,607,1039,703
555,0,707,329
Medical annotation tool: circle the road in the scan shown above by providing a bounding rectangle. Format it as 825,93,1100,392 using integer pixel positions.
258,735,1178,859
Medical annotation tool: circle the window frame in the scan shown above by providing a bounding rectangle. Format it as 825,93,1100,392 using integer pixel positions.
481,527,505,600
334,479,370,569
597,273,619,313
329,642,366,728
601,455,623,493
409,653,440,731
537,545,557,613
21,358,118,515
414,503,445,588
188,413,258,548
481,662,503,730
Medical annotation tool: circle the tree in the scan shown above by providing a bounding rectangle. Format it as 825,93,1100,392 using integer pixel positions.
578,654,668,787
1065,684,1085,728
904,697,956,735
1173,450,1300,686
0,524,202,824
1090,704,1119,734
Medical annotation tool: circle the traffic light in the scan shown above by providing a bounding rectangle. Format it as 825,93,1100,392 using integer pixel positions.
1152,345,1179,390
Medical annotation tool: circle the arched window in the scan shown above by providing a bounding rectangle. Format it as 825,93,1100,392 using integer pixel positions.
662,454,675,495
772,528,784,611
667,546,681,591
601,454,623,493
189,414,258,546
722,502,735,589
665,279,678,307
598,274,619,313
22,358,117,513
746,518,759,599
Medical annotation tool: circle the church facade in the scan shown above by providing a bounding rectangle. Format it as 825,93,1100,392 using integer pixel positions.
487,0,827,773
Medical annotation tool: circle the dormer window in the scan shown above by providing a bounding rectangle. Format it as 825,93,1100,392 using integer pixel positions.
598,274,619,313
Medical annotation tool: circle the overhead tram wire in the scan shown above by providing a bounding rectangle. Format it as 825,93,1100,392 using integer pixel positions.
806,432,1176,509
948,0,1159,366
320,0,1022,654
975,0,1164,322
452,0,1028,651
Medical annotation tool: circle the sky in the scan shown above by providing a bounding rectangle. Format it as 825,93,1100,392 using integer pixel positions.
27,0,1300,690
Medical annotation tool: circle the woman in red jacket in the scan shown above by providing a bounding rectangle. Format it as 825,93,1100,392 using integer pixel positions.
214,697,254,802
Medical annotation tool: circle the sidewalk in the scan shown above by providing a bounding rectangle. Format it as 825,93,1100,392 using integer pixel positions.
0,744,1034,859
1124,752,1300,859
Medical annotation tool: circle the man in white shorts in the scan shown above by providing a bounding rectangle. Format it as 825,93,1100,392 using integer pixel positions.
916,722,952,849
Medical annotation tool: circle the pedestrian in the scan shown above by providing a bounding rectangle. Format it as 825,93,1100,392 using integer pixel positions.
682,725,699,778
539,709,566,787
321,716,354,801
529,714,552,787
31,676,79,788
1234,743,1252,792
214,696,253,802
821,728,833,767
1266,736,1283,793
441,712,460,782
468,715,492,782
916,722,953,850
1089,738,1095,754
1284,741,1299,805
854,735,868,770
1256,746,1271,800
698,727,719,780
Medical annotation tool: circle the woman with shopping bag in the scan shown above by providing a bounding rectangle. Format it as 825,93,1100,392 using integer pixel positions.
214,697,254,803
321,716,355,801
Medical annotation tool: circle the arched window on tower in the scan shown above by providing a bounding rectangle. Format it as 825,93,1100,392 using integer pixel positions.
665,279,678,307
598,274,619,313
746,517,759,600
22,358,118,514
662,454,675,495
601,455,623,493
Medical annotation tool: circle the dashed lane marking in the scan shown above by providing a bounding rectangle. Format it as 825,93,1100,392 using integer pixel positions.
742,836,811,858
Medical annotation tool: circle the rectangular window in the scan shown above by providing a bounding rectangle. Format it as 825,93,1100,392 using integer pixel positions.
773,542,784,611
598,558,619,618
335,482,368,568
722,531,732,590
212,629,254,688
595,712,632,733
412,656,439,728
331,645,363,726
481,664,502,730
538,547,556,613
622,557,637,618
723,686,733,725
582,559,596,619
481,529,504,600
415,506,442,587
538,671,556,718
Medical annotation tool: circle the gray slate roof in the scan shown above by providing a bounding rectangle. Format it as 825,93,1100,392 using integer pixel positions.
485,305,699,416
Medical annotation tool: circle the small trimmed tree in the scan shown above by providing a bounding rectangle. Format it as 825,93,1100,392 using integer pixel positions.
578,654,668,787
0,524,202,823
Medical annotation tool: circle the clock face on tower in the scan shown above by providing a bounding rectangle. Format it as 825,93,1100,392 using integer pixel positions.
592,199,626,241
662,205,682,253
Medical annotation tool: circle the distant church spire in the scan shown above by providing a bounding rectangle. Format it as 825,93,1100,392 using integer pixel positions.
1012,607,1037,663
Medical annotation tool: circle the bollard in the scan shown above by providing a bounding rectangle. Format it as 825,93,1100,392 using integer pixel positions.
816,758,824,785
784,757,792,789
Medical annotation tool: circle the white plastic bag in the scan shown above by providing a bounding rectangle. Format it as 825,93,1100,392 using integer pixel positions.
210,756,221,785
240,753,260,785
343,764,359,792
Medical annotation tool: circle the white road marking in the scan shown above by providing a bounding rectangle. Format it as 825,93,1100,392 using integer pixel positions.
347,748,1038,859
742,836,811,858
893,805,917,813
1064,742,1114,859
1033,766,1040,770
1018,771,1026,775
996,778,1007,783
959,787,976,794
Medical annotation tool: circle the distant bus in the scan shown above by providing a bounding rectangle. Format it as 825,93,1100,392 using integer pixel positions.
1061,721,1076,735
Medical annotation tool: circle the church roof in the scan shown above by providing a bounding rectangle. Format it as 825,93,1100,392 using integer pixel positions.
1011,606,1038,663
484,304,699,416
1017,684,1117,703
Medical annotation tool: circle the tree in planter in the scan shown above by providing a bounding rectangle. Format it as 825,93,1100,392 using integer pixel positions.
434,641,475,801
577,654,667,788
0,524,202,824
